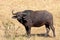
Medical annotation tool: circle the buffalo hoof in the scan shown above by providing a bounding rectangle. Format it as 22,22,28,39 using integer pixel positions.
45,34,49,37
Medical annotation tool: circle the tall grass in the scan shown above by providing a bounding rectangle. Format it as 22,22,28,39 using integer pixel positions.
2,20,16,40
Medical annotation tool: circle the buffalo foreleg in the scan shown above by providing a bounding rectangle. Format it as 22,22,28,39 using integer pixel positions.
25,26,31,37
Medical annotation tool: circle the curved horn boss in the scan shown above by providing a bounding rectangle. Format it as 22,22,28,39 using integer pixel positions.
12,10,16,15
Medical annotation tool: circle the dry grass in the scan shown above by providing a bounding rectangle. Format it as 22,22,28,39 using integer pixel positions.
0,0,60,40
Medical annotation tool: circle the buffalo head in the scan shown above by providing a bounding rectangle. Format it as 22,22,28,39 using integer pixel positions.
12,10,28,23
12,10,27,19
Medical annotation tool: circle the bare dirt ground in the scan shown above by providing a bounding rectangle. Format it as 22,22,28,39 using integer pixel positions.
0,0,60,40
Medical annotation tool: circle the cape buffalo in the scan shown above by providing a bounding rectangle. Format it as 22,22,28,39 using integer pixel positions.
12,10,55,37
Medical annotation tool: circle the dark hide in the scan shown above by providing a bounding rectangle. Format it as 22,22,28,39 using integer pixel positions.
12,10,55,37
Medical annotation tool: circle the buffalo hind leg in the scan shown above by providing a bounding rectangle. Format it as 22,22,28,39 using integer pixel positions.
25,26,31,37
45,24,50,37
50,24,55,37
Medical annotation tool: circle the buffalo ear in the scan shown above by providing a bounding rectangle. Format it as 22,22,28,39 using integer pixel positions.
12,16,17,19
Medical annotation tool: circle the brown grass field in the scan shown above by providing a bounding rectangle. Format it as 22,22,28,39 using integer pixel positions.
0,0,60,40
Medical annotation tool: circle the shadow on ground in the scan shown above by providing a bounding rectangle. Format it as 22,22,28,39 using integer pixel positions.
15,33,52,38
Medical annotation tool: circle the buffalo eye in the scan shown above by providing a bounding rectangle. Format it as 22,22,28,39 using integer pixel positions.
17,16,22,20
